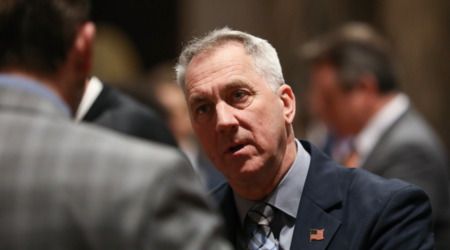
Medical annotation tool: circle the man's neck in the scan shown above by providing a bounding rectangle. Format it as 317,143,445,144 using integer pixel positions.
230,134,297,200
0,70,74,117
1,68,62,98
0,68,80,117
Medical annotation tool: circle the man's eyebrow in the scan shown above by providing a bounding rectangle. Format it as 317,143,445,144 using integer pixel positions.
224,80,249,91
190,96,206,106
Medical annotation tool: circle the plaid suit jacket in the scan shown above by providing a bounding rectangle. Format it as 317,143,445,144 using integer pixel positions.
0,84,231,250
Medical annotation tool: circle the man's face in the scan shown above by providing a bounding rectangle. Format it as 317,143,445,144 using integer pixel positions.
184,42,290,184
308,61,367,136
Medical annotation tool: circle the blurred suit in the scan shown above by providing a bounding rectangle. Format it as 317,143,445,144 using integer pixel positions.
361,106,450,248
0,76,230,250
77,77,178,147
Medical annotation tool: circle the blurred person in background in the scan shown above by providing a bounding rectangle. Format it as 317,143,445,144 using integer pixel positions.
303,22,450,249
75,76,178,147
153,77,227,190
0,0,231,249
176,27,434,249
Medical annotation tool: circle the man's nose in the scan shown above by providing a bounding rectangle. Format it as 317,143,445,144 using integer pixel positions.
215,102,238,133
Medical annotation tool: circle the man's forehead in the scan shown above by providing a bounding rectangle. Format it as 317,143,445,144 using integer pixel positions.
186,42,250,74
185,43,254,91
190,40,247,63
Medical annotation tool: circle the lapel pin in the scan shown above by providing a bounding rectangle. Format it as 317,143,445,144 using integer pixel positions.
310,229,324,242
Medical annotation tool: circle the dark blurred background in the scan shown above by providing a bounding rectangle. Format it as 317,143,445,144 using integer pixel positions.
89,0,450,152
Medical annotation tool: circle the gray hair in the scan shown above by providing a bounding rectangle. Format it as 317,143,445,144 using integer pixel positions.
175,27,285,92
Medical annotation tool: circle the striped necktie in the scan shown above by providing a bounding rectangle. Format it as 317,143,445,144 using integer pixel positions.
242,202,279,250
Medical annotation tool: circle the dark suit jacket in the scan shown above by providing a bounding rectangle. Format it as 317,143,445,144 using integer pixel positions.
361,107,450,249
211,140,434,250
83,84,178,147
0,83,231,249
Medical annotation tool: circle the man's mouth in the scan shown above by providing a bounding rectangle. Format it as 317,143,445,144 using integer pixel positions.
229,144,245,153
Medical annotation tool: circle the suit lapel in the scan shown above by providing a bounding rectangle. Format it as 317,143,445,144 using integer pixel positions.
290,141,343,250
83,84,117,122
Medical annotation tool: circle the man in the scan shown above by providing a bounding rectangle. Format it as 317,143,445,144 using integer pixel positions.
76,77,178,147
303,23,450,249
175,27,434,249
0,0,230,249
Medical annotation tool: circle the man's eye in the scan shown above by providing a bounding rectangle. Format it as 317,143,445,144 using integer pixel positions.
197,105,209,114
233,91,246,100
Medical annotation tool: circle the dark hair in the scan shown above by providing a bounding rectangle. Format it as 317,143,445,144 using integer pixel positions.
0,0,91,73
302,23,398,93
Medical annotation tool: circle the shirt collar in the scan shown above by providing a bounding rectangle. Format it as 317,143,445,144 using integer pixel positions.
233,139,311,225
75,76,103,121
0,74,71,117
355,93,409,163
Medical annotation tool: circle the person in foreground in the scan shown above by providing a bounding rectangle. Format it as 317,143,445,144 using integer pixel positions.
175,27,434,250
0,0,230,249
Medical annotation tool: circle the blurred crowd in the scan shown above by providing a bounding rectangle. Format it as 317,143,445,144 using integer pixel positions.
0,0,449,249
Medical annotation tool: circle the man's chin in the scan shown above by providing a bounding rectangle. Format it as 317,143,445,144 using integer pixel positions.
226,164,264,182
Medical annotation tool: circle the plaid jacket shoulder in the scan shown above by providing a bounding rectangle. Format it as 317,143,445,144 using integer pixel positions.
0,86,231,250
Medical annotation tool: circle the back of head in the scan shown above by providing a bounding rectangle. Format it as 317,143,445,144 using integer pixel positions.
0,0,90,74
176,27,285,93
302,22,398,93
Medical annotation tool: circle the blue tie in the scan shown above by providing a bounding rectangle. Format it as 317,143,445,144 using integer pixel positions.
243,202,279,250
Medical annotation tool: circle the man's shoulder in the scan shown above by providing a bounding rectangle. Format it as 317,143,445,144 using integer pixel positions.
315,156,432,228
383,107,444,151
364,106,447,173
11,112,184,168
330,166,433,249
88,86,178,146
334,165,429,215
301,140,424,205
84,85,158,123
72,120,182,164
102,86,160,120
1,110,195,203
344,167,421,196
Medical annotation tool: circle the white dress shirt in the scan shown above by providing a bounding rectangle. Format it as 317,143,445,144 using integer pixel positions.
75,77,104,121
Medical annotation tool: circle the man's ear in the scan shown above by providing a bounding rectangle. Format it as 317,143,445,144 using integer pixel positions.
72,22,96,75
278,85,296,126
